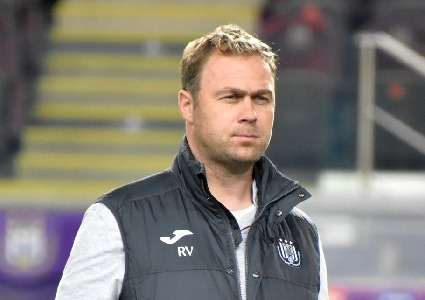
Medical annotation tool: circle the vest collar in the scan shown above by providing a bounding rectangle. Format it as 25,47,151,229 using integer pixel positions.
171,137,310,213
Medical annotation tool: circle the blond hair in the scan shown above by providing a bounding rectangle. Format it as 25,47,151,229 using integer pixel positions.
180,24,278,96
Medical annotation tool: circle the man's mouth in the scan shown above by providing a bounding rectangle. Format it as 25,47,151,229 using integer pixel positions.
233,133,259,139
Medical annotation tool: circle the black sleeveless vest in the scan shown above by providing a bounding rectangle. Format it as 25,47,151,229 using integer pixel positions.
100,141,321,300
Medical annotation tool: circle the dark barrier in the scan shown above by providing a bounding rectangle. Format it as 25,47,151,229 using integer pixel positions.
0,0,58,177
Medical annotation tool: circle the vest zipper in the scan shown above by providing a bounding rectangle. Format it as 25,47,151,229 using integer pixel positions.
244,233,250,300
228,226,244,300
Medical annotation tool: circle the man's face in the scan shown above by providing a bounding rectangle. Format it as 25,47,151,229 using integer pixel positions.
183,52,275,167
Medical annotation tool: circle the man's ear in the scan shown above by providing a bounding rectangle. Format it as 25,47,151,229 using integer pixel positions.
178,89,194,123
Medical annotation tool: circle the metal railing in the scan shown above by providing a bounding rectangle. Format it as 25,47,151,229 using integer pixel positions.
356,32,425,187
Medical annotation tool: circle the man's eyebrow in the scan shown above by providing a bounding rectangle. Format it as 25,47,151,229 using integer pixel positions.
215,87,245,96
252,89,273,96
215,88,273,96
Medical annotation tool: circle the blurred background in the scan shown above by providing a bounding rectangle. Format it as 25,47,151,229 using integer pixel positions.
0,0,424,299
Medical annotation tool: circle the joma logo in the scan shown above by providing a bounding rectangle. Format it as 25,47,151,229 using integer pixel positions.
160,230,194,245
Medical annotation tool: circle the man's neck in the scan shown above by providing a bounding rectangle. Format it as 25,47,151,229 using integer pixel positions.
204,161,254,211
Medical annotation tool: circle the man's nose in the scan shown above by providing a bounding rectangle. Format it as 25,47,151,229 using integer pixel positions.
239,97,257,123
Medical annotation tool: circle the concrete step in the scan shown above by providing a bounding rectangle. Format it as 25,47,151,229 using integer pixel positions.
55,2,257,20
24,127,184,149
46,52,180,76
0,178,124,207
39,75,179,96
33,102,181,122
57,0,262,6
17,151,174,177
39,93,178,106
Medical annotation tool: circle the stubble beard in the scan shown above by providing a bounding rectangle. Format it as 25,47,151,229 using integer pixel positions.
197,134,269,174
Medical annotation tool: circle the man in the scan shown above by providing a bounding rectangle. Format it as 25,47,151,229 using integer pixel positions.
56,24,328,300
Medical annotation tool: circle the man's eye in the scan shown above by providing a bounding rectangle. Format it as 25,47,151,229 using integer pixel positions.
221,94,237,101
255,96,270,104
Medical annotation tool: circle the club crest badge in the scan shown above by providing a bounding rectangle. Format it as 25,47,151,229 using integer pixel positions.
277,238,301,267
0,210,55,276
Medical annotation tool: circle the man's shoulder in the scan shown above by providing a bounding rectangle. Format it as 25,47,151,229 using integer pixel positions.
289,207,313,222
98,169,180,210
288,207,319,235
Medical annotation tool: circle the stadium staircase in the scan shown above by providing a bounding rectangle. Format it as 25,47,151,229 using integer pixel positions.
0,0,262,207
